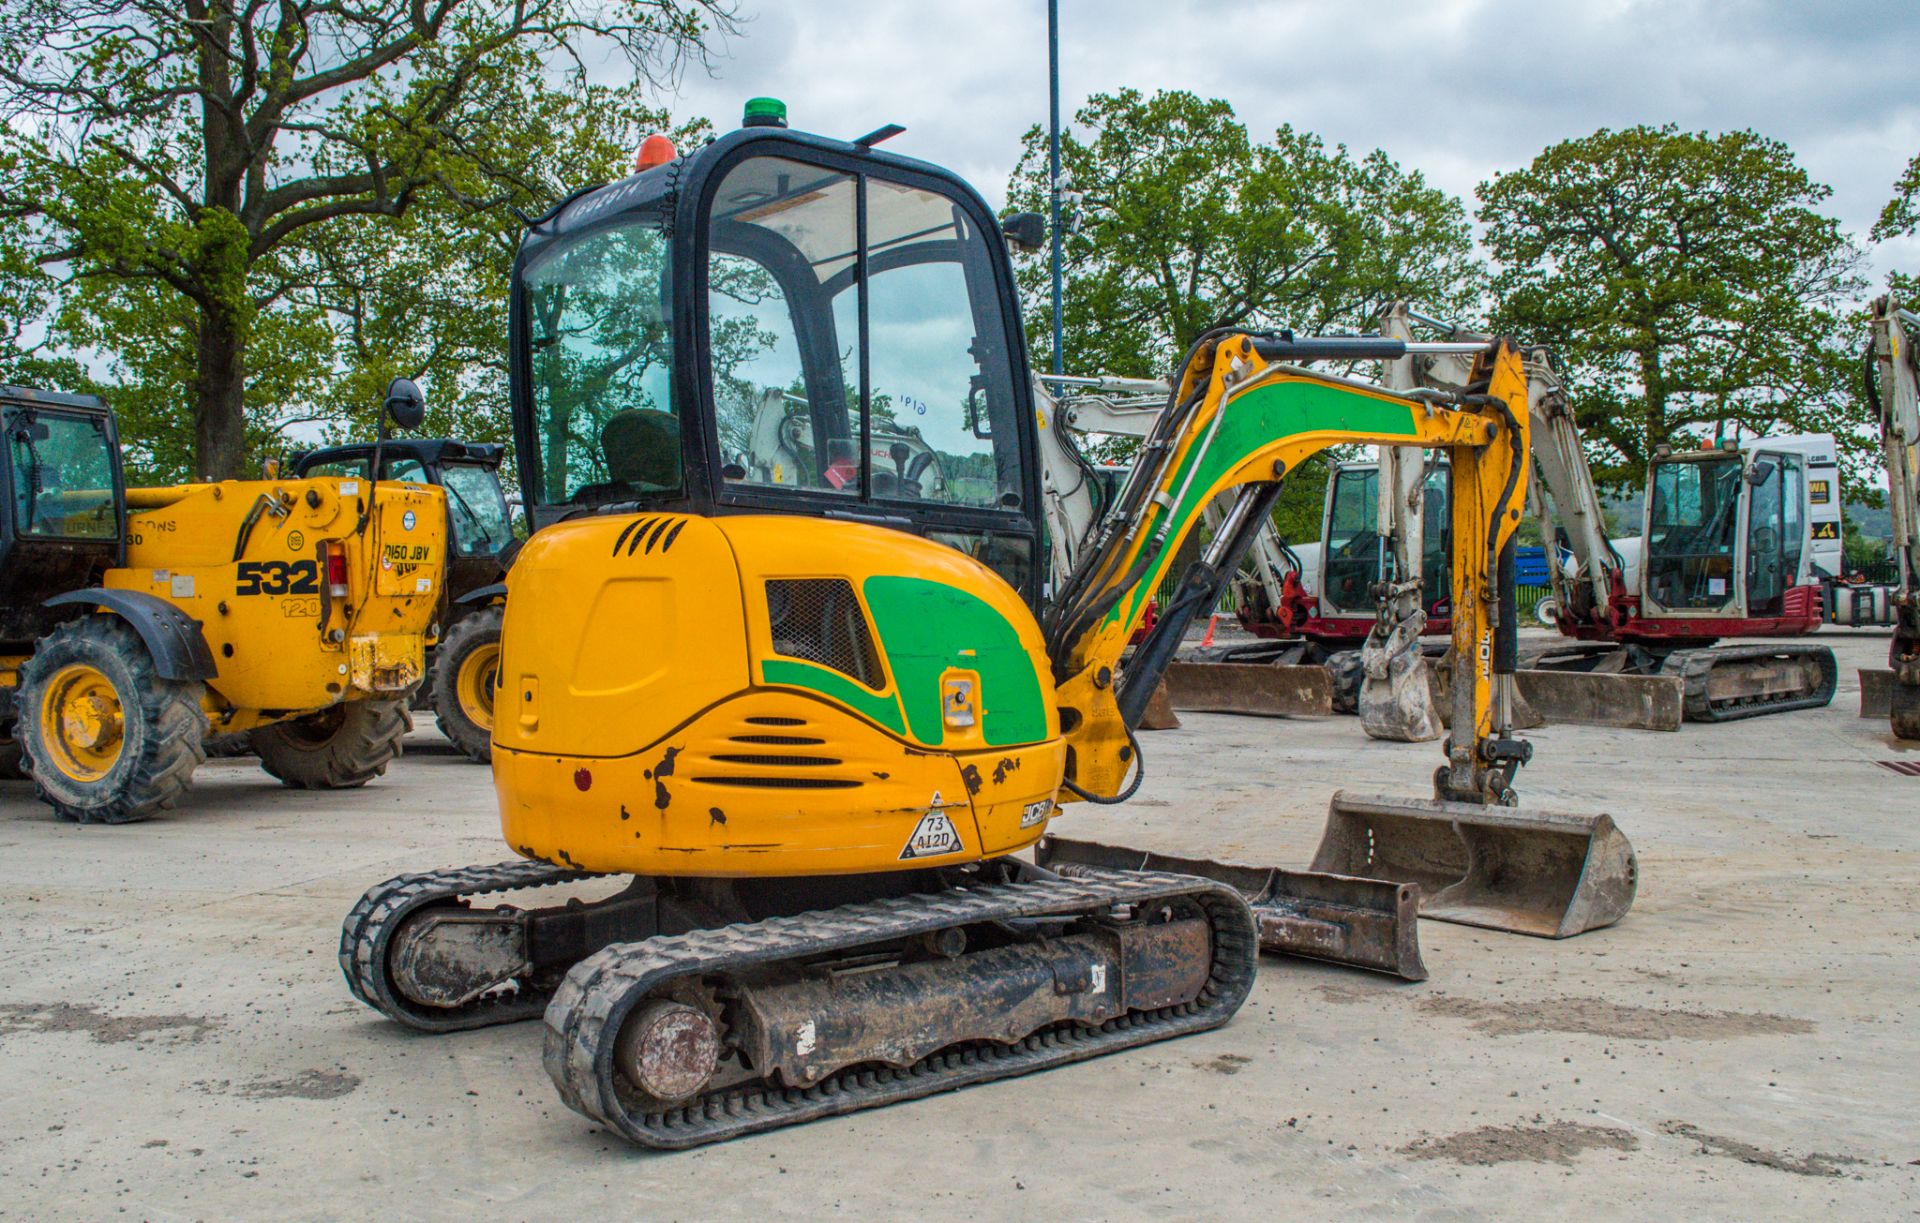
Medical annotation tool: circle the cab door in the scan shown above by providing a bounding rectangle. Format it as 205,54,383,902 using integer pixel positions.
1741,450,1802,618
697,145,1043,607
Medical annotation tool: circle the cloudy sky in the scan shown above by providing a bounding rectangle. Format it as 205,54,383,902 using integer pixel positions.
658,0,1920,278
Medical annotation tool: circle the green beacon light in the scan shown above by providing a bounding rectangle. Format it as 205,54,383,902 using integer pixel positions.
743,97,788,129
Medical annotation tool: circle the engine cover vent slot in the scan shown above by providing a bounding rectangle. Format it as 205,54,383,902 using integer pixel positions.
765,579,883,688
691,776,863,790
708,754,842,768
728,734,827,746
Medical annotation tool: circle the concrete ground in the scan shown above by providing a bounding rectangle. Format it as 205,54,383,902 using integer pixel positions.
0,630,1913,1221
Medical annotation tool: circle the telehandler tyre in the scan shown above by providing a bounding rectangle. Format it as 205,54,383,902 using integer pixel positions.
17,616,208,823
251,698,410,789
429,605,501,763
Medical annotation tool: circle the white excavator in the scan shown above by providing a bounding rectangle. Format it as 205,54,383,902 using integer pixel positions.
1864,296,1920,739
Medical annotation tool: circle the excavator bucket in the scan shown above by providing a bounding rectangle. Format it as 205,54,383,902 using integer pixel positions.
1036,835,1426,980
1358,613,1443,742
1311,791,1637,938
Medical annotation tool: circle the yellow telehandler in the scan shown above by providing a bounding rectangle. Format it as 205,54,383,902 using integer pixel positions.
341,107,1633,1147
1,380,445,821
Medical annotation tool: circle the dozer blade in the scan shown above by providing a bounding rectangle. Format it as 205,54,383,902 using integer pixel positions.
1514,669,1683,732
1161,661,1332,717
1310,792,1638,939
1036,835,1426,980
1860,668,1893,718
1359,614,1443,742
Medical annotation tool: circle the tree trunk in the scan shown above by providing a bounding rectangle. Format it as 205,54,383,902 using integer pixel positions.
194,304,247,480
1638,346,1667,468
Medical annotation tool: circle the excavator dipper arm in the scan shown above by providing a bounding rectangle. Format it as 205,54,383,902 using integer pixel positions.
1045,331,1532,807
1038,331,1637,957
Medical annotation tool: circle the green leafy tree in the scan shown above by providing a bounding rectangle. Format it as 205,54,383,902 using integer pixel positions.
1006,89,1483,379
0,0,733,480
1479,125,1869,490
1007,89,1483,546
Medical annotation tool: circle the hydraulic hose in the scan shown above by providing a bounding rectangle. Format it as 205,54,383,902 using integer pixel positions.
1058,720,1145,805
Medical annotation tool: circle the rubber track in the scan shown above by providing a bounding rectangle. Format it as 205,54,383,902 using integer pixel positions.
340,859,601,1032
543,870,1258,1149
1669,643,1838,723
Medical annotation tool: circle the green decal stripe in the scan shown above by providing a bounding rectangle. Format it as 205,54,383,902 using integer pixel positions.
1113,378,1421,624
863,575,1049,748
760,658,906,734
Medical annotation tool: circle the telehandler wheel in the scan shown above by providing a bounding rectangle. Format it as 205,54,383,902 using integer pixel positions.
17,616,209,823
429,605,501,764
250,698,411,789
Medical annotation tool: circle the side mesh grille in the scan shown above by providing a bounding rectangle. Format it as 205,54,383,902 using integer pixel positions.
765,579,882,688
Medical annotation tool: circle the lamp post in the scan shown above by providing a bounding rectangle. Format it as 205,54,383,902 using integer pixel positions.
1048,0,1064,376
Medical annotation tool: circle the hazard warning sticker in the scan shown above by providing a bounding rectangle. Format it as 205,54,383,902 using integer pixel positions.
899,794,965,860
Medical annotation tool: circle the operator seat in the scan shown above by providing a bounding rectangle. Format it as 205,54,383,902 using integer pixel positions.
574,408,680,502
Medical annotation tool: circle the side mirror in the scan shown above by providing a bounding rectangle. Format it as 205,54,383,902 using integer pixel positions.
1746,459,1776,486
1001,212,1045,253
383,377,426,433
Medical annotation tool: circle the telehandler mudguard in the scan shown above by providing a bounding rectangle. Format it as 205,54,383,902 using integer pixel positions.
44,589,217,681
1160,661,1332,717
1035,835,1426,980
1312,791,1637,938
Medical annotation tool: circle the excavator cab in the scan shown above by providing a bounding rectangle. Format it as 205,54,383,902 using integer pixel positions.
1641,443,1809,622
1320,457,1451,621
511,126,1044,600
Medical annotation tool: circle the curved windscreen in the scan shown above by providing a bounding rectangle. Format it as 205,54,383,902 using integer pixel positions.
522,215,678,507
1645,455,1742,611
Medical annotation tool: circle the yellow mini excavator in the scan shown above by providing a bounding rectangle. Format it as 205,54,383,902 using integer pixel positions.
342,105,1633,1147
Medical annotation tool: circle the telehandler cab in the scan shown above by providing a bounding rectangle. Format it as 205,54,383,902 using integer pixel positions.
343,109,1632,1147
0,380,445,822
290,439,514,761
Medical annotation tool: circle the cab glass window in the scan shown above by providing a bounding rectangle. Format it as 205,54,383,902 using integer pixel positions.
303,457,370,481
9,411,117,539
384,457,429,484
706,155,1024,512
707,158,860,494
442,463,512,555
862,177,1020,508
1646,455,1741,611
1322,465,1380,613
523,212,678,507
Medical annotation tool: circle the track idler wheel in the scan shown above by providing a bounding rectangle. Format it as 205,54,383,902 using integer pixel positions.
614,1000,723,1108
